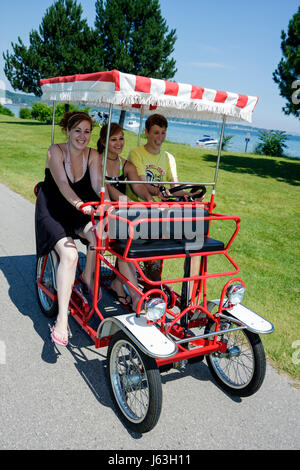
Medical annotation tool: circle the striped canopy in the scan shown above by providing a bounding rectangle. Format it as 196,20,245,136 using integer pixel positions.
40,69,258,122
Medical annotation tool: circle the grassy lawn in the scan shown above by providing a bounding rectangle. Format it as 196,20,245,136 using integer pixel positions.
1,113,299,381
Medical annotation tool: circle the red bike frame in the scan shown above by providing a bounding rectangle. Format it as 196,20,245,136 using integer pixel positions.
49,194,241,363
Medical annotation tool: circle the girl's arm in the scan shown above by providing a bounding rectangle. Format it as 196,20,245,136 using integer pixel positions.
106,183,130,202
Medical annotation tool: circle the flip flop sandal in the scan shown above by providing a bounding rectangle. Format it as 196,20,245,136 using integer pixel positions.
110,289,132,307
51,325,68,347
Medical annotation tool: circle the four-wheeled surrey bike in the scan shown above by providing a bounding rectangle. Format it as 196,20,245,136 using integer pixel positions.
35,70,274,433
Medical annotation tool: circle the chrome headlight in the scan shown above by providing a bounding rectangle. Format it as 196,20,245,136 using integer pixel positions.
226,284,245,305
145,298,166,322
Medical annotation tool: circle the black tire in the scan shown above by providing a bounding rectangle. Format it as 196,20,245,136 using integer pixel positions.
206,318,266,397
35,252,58,318
107,330,162,433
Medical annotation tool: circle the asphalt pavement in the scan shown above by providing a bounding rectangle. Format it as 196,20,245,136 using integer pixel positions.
0,182,299,451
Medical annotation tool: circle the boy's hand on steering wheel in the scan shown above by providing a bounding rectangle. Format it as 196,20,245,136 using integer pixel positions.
150,185,169,200
158,185,171,200
193,193,205,202
158,184,207,202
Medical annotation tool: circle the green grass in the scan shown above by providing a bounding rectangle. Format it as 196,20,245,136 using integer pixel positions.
1,113,300,381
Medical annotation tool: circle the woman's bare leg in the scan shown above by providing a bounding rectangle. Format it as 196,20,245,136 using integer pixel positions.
54,237,78,340
113,260,141,311
189,256,200,300
78,221,96,291
78,222,141,310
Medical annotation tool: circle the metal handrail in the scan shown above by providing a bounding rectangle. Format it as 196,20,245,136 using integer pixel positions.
166,324,246,345
105,180,215,185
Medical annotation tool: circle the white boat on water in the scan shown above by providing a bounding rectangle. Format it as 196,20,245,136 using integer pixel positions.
196,135,218,147
126,119,140,128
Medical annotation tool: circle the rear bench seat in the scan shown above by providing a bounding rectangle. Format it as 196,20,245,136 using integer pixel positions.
107,207,224,258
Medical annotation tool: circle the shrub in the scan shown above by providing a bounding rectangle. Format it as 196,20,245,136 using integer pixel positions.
54,104,91,123
255,130,289,157
0,104,14,116
54,103,78,123
19,107,32,119
31,102,52,122
221,135,233,150
29,102,91,123
29,102,91,124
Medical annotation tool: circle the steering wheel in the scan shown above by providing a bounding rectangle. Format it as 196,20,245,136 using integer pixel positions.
160,184,206,201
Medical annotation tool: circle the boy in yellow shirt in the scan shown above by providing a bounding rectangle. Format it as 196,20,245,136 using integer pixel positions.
126,114,178,201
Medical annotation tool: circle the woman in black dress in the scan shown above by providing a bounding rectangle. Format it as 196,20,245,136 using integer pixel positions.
36,111,108,346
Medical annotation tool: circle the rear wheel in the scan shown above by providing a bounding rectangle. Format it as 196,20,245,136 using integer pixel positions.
35,251,58,318
206,317,266,397
107,331,162,433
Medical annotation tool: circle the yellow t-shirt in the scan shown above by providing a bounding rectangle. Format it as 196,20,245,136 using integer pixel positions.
126,146,178,201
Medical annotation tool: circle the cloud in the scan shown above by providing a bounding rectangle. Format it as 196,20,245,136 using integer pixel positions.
197,44,220,54
188,62,232,69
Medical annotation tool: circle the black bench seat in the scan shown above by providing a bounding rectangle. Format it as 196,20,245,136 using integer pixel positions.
109,237,224,258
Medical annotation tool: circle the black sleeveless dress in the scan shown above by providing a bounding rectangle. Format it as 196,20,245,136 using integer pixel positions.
35,155,99,257
105,158,128,195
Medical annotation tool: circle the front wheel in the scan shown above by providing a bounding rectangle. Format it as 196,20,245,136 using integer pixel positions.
206,318,266,397
107,331,162,433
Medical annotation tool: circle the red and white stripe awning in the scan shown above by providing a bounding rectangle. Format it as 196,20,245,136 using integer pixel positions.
40,69,258,122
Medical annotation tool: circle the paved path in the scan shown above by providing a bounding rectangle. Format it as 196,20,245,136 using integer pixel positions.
0,183,299,450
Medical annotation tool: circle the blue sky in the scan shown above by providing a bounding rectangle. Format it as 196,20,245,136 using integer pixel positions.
1,0,299,133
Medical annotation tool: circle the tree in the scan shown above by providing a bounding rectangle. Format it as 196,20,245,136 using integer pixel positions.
273,6,300,119
255,130,289,157
3,0,103,97
94,0,177,124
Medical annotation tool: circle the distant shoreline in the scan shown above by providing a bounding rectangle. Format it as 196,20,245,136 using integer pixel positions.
3,101,300,159
1,89,299,136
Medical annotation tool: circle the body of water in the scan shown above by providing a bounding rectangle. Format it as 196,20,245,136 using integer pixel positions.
163,118,300,159
123,113,300,159
6,103,300,159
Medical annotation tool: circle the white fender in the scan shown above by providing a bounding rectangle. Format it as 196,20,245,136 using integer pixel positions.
207,300,274,334
97,313,178,359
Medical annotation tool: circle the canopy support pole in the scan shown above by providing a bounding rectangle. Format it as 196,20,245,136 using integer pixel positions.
208,115,226,214
51,101,56,144
137,107,144,146
213,115,226,193
101,103,113,190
